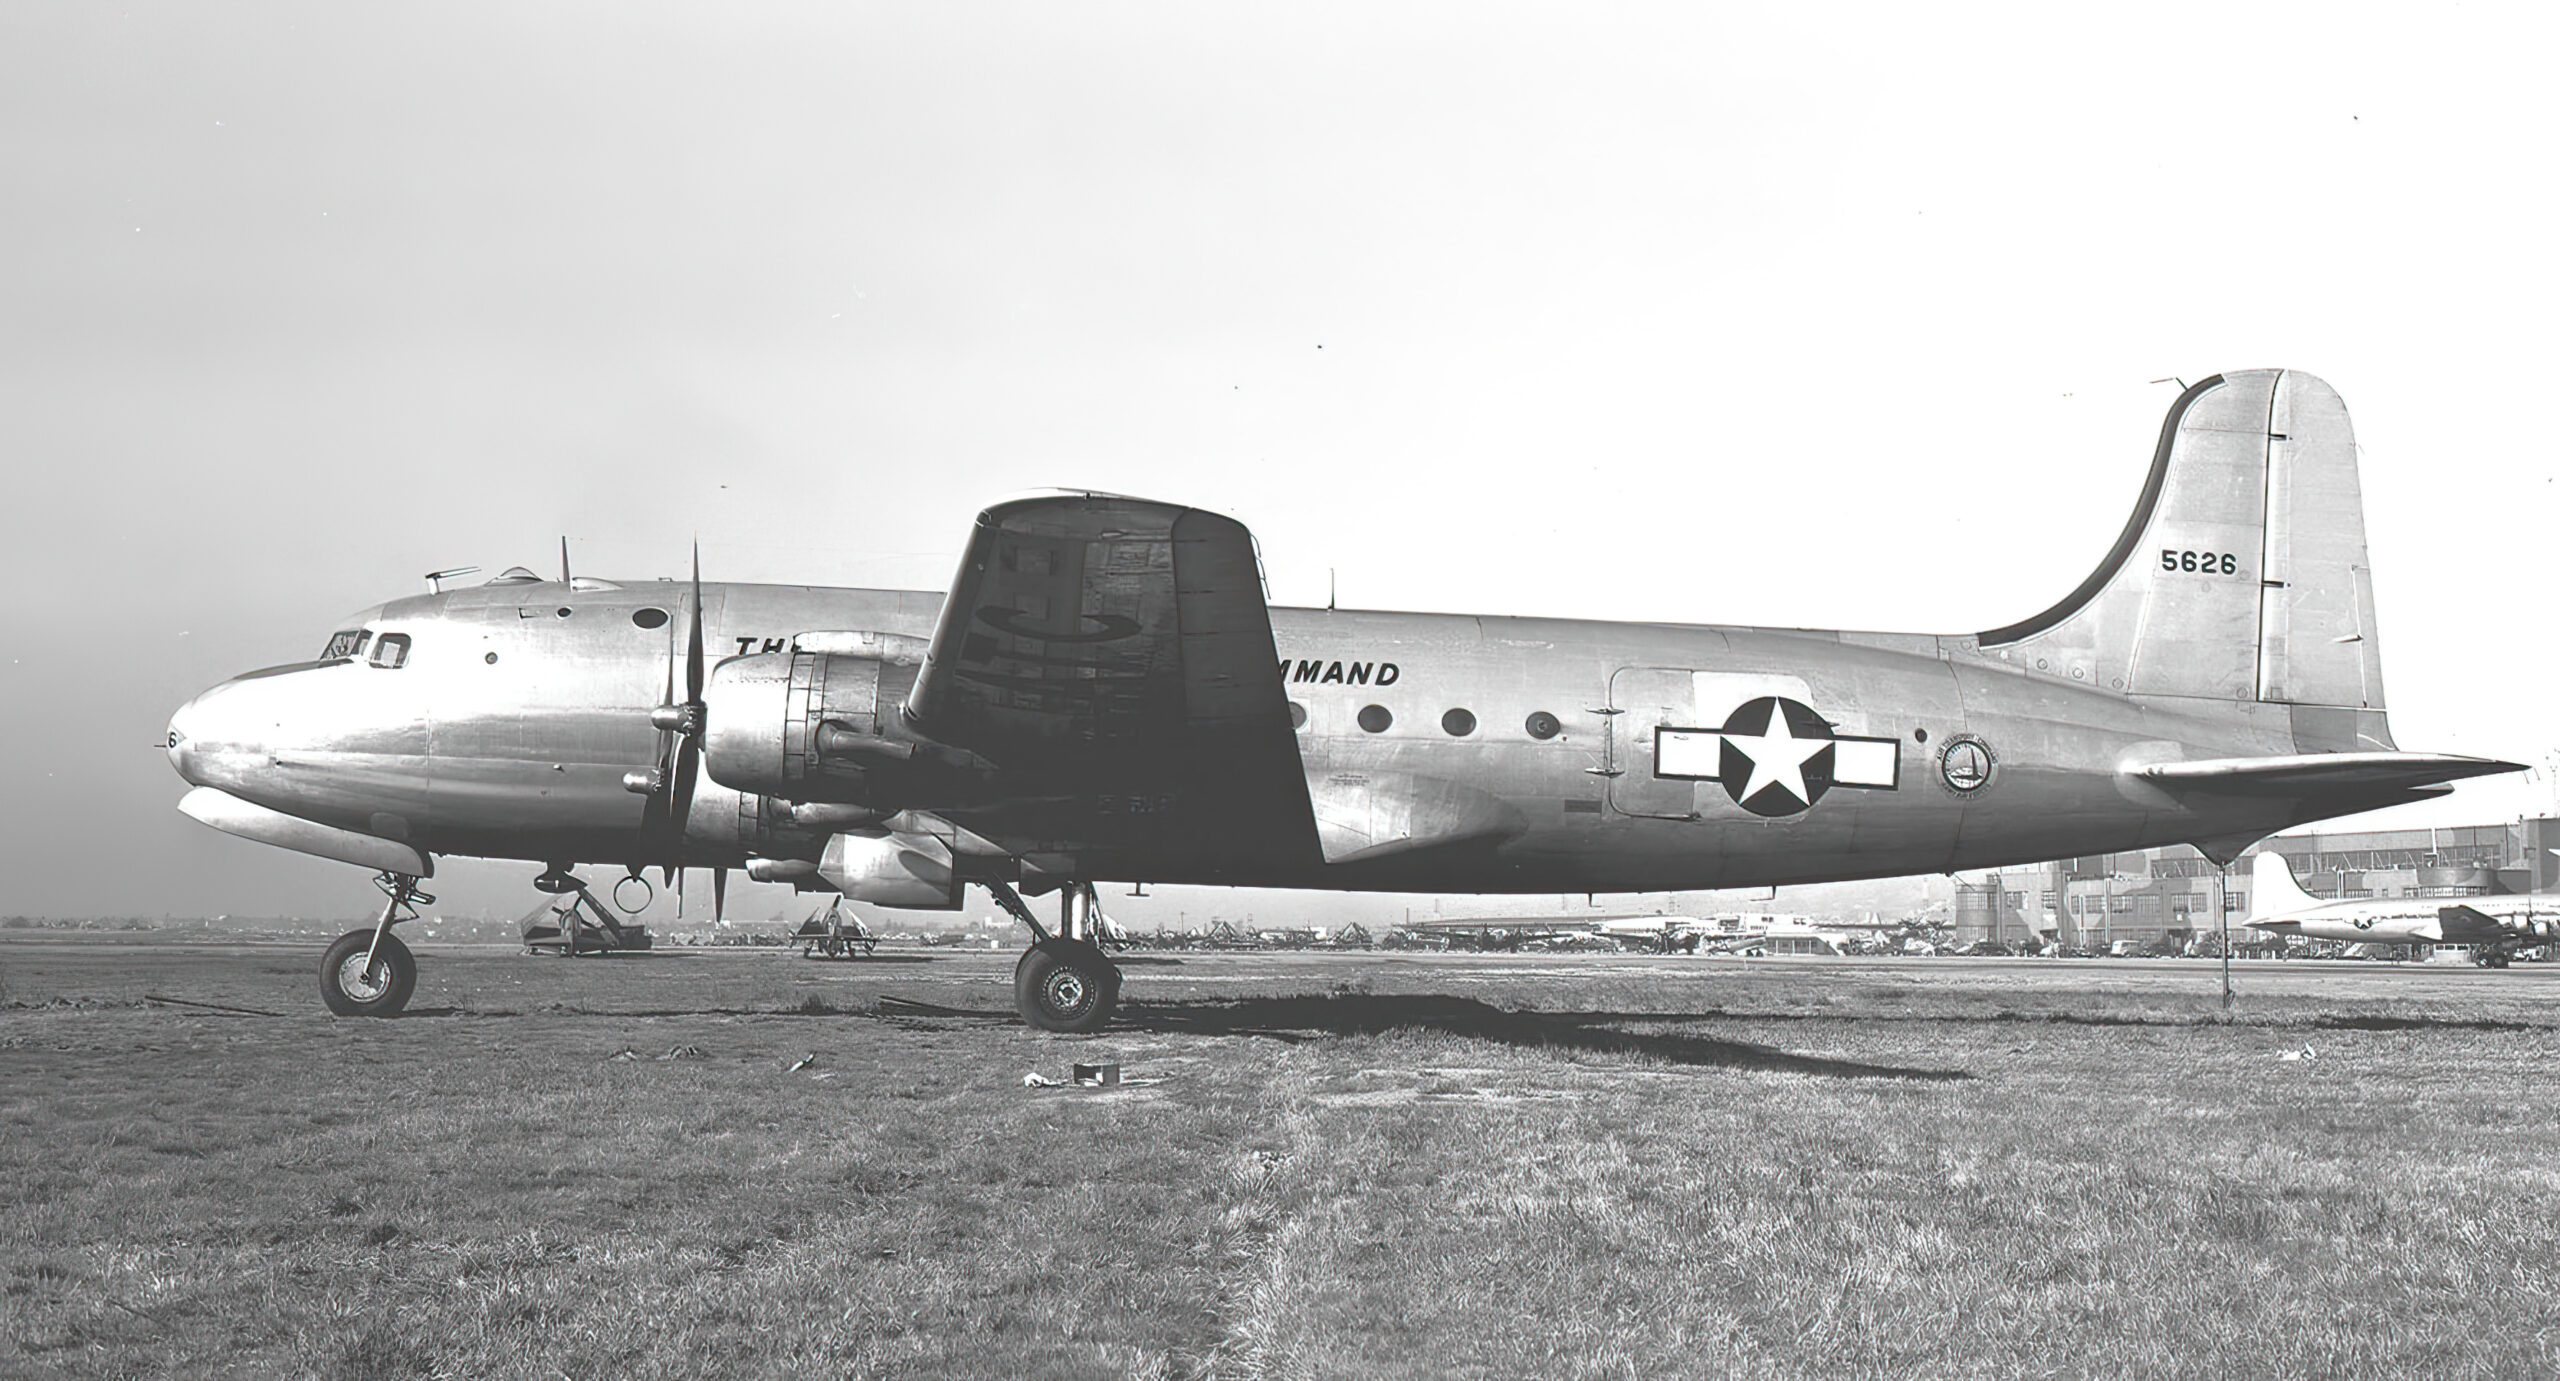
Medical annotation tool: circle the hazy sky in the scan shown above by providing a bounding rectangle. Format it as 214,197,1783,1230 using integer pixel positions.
8,3,2559,921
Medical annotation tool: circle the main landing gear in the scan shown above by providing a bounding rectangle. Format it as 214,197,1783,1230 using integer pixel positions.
987,880,1121,1034
320,873,429,1017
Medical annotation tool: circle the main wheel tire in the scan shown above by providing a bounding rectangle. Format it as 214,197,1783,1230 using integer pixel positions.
1014,938,1120,1033
320,929,417,1017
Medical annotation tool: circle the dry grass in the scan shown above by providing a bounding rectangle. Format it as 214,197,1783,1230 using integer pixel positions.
4,937,2559,1378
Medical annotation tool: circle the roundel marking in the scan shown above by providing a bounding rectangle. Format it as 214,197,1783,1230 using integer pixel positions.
1653,696,1903,817
1715,696,1843,817
1939,736,1994,793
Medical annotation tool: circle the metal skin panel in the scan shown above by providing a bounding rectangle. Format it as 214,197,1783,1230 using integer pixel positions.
1606,666,1700,819
166,372,2519,897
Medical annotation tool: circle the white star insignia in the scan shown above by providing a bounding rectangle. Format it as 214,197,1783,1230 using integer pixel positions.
1724,706,1830,808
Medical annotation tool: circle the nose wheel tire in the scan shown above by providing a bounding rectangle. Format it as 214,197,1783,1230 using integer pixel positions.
1014,938,1120,1033
320,929,417,1017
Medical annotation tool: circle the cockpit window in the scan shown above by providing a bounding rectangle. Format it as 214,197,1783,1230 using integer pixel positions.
369,633,412,669
321,629,370,661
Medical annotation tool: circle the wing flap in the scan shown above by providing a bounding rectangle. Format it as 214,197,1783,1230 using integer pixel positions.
2136,751,2520,797
1306,770,1526,865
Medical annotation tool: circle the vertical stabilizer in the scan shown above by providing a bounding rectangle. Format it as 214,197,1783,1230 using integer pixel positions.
1977,370,2385,713
2247,849,2317,921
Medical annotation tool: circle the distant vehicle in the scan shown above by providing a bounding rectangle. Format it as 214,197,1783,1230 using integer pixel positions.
2244,852,2560,967
518,880,652,959
793,898,878,959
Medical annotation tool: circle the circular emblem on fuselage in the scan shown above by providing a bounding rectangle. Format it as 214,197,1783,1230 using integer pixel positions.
1939,735,1994,793
1715,696,1844,817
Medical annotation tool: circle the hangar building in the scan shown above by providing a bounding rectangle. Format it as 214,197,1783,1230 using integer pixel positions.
1955,816,2560,950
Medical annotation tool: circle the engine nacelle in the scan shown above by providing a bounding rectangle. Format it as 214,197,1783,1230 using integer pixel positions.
703,651,914,801
819,829,959,910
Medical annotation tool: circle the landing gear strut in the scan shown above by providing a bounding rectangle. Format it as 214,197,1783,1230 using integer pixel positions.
988,880,1121,1033
321,873,429,1017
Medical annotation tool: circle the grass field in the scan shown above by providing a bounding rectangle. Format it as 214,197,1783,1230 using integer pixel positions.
5,936,2559,1379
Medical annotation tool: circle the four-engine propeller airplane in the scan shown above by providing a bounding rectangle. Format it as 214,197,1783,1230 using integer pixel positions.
2244,850,2559,965
165,369,2521,1029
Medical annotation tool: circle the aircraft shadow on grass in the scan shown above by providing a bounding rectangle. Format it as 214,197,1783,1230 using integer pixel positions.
1118,994,1971,1081
492,991,1963,1078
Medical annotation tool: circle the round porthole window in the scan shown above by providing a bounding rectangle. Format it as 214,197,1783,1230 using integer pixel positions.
1357,704,1393,734
1524,711,1562,740
1288,702,1307,730
632,608,670,630
1441,708,1476,737
1939,736,1994,792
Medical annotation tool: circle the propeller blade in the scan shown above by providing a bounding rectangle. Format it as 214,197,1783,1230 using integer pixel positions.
676,866,686,918
685,542,705,708
712,867,728,922
669,712,701,849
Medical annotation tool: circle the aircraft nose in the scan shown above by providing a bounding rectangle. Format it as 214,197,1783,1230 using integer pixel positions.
165,679,263,787
166,692,205,783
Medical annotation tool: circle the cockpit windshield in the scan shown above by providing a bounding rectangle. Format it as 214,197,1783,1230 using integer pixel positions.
321,629,371,661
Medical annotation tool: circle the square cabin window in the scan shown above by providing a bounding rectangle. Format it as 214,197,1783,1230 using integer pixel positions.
369,633,412,669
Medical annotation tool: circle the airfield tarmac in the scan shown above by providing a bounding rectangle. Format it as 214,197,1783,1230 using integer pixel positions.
5,937,2558,1379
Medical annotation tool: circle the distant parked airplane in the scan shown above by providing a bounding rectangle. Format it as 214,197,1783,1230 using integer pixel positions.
2244,852,2559,966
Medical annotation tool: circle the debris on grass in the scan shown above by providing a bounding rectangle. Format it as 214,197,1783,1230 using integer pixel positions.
2278,1044,2318,1061
657,1045,707,1060
142,994,285,1018
604,1047,642,1062
785,1053,817,1071
1024,1064,1160,1091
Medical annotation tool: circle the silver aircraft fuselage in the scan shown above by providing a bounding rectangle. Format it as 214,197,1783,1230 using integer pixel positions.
165,577,2347,895
160,371,2526,1027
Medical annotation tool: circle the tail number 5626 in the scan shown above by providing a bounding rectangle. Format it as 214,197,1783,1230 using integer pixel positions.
2161,549,2239,575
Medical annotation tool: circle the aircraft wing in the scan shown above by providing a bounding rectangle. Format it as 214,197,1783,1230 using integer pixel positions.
2135,752,2520,798
2435,906,2518,944
902,492,1304,806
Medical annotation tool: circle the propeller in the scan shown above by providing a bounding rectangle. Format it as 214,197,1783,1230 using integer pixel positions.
674,866,731,922
636,546,707,879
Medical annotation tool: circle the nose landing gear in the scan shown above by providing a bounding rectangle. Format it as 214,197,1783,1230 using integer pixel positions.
988,880,1122,1033
320,873,430,1017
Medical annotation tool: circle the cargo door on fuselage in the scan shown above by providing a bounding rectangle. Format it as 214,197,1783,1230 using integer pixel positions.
1606,667,1700,819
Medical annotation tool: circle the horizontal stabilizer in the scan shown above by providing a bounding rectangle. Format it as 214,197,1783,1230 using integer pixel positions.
2138,752,2521,798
